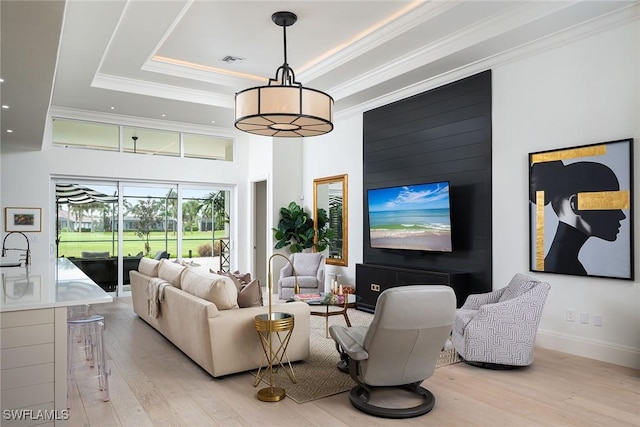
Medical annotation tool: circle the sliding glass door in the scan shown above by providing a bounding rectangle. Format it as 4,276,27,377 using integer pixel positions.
180,186,231,272
55,179,232,295
122,184,178,260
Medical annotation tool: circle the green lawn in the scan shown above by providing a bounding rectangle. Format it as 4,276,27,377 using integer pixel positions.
58,230,227,258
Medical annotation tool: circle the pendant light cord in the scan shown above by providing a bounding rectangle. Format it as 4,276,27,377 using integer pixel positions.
282,23,289,85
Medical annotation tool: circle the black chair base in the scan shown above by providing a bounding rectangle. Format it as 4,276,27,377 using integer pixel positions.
348,384,435,419
462,359,526,370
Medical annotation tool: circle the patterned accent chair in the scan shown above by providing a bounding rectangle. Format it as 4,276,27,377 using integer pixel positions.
452,273,551,368
278,252,325,299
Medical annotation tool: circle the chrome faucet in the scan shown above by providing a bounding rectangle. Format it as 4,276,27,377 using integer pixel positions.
2,231,31,266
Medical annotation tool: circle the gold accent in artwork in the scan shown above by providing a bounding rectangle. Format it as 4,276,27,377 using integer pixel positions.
577,190,630,210
530,145,606,164
536,191,545,271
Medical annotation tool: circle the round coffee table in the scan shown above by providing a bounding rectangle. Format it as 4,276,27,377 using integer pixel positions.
307,293,357,338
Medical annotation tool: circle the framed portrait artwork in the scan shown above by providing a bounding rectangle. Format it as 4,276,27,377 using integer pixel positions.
529,138,634,280
5,207,42,232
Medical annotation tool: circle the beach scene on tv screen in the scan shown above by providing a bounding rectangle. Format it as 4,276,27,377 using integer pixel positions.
368,182,452,252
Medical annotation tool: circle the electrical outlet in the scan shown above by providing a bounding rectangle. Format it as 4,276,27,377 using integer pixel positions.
566,309,576,322
371,283,380,292
580,312,589,324
593,314,603,327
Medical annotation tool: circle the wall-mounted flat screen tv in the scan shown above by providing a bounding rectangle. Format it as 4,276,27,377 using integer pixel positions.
367,181,452,252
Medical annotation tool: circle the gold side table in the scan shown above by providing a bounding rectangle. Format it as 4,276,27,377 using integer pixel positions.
254,312,296,402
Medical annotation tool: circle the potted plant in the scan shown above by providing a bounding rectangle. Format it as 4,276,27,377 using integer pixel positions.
273,202,332,253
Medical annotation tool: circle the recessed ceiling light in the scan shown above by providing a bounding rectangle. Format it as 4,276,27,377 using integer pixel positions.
211,120,215,124
0,78,4,83
161,114,166,117
110,106,115,110
7,129,13,133
1,105,8,109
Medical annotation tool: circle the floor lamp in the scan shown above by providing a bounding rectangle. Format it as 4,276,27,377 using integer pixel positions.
254,253,299,402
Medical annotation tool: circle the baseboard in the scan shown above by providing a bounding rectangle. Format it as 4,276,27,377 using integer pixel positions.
536,329,640,370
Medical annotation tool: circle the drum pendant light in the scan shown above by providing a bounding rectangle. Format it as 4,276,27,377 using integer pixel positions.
234,11,334,137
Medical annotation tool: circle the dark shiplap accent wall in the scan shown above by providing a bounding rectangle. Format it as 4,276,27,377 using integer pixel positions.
362,70,492,295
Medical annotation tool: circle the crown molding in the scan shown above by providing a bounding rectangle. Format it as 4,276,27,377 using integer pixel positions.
142,57,264,88
329,1,573,101
298,1,458,82
91,73,234,108
335,3,639,122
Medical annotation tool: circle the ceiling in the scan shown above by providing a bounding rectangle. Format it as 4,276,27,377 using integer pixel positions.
1,0,637,153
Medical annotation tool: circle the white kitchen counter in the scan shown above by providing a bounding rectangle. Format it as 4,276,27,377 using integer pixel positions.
1,257,112,312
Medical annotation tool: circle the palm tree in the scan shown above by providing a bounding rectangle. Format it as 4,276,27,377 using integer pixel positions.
182,200,201,233
199,191,228,233
161,189,178,234
69,204,87,232
84,201,106,232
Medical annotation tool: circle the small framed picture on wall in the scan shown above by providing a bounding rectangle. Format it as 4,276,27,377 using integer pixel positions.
5,207,42,232
528,138,634,280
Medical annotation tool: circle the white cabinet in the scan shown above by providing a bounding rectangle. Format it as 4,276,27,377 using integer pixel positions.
1,308,68,426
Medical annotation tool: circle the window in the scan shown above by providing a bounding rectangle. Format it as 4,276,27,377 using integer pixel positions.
55,179,232,295
123,127,180,156
56,181,119,291
184,133,233,161
181,187,230,263
52,117,233,161
122,184,178,262
53,119,119,151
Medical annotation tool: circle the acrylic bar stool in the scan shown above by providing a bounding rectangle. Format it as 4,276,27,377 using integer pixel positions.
67,305,110,405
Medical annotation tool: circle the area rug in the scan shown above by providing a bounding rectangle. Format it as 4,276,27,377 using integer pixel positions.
254,308,460,404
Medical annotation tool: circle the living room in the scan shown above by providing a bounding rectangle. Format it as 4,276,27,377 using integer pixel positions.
1,1,638,425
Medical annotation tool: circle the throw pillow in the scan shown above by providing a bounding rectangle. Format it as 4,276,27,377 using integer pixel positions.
181,268,238,310
138,257,160,277
158,259,186,288
233,270,252,284
212,269,244,291
237,279,263,308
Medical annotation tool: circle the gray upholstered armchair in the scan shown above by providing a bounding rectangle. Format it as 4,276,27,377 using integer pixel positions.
452,273,551,368
329,285,456,418
277,252,325,299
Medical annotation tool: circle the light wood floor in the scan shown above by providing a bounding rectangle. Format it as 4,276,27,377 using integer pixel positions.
68,297,640,427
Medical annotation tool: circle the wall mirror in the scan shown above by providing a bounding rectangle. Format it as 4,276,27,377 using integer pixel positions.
314,174,348,266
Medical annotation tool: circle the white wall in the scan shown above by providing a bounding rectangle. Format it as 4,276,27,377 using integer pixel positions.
267,138,304,277
302,114,363,290
492,20,639,368
246,135,273,280
303,19,639,368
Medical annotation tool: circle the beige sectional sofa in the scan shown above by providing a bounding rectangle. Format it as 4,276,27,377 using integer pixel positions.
130,258,310,378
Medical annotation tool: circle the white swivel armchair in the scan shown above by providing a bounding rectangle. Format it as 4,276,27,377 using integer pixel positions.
278,252,325,299
452,273,551,368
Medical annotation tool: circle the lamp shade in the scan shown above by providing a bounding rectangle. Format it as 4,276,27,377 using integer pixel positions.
235,85,334,137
